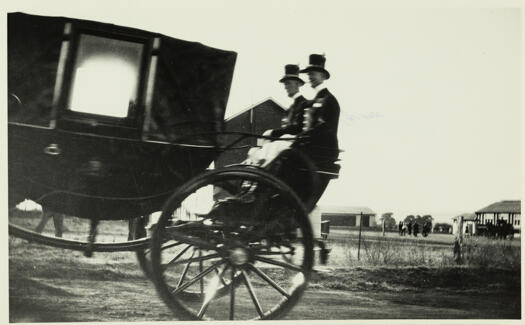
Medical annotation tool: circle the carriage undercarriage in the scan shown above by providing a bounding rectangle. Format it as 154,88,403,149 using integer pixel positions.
10,164,333,320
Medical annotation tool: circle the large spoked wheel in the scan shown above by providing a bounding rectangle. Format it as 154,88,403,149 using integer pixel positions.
151,167,314,320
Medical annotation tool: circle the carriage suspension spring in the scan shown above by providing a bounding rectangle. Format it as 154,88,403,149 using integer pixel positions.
84,219,99,257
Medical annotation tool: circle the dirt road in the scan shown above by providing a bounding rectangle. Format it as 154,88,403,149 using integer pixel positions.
9,238,520,321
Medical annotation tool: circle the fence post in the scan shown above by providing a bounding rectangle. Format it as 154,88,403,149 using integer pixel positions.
454,216,464,264
357,212,363,261
459,216,464,245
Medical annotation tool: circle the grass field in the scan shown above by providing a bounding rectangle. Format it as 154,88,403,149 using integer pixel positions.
322,226,520,269
8,210,522,321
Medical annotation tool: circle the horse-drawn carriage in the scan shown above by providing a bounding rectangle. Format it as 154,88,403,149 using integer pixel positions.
8,12,336,320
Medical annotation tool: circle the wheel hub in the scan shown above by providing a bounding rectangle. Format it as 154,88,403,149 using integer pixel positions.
229,247,250,265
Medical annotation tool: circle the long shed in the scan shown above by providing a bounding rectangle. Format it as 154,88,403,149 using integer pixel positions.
320,206,377,227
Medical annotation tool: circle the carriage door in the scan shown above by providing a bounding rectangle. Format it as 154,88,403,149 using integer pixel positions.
52,27,150,201
7,15,66,207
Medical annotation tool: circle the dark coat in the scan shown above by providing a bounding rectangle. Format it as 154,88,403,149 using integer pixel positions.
268,88,340,208
293,88,340,170
270,95,307,138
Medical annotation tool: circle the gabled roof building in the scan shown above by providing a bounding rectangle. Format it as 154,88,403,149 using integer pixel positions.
215,98,285,167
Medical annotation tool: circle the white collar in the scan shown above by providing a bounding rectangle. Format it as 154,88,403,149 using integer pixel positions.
313,83,327,96
291,92,302,100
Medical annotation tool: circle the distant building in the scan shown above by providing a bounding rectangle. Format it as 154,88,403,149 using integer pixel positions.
433,223,452,234
452,213,477,235
451,200,521,236
475,200,521,233
215,98,285,167
320,206,377,227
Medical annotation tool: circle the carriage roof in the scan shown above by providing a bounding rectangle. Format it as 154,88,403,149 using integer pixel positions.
8,12,237,142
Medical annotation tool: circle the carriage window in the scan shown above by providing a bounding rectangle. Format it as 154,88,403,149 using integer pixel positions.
68,34,143,118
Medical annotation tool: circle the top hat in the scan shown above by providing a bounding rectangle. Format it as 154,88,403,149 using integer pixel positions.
300,54,330,79
279,64,305,85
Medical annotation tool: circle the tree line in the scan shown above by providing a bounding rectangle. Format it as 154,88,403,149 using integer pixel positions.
379,213,445,231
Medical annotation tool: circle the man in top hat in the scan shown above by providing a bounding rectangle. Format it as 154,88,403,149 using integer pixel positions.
294,53,341,204
268,64,307,138
247,64,307,166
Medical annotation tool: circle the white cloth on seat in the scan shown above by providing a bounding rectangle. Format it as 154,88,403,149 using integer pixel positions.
246,133,295,167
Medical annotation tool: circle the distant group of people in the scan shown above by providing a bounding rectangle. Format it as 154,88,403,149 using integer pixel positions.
482,219,514,240
398,220,432,237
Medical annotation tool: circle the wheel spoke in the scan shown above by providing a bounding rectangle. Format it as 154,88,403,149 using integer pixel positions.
176,248,196,289
214,267,229,287
199,249,204,298
162,244,193,271
241,269,264,318
161,241,185,251
254,255,305,273
248,264,290,299
172,259,226,294
162,229,221,252
197,265,229,319
168,252,222,268
139,238,182,258
254,250,294,256
229,266,236,320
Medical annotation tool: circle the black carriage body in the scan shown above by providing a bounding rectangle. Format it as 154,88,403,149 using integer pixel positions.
8,12,237,219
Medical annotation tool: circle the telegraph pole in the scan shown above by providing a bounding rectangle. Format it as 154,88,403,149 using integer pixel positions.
357,211,363,261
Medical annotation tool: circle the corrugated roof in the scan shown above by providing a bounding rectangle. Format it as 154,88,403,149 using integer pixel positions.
319,205,376,215
475,200,521,214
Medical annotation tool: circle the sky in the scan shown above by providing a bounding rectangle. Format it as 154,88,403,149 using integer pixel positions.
3,0,523,224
